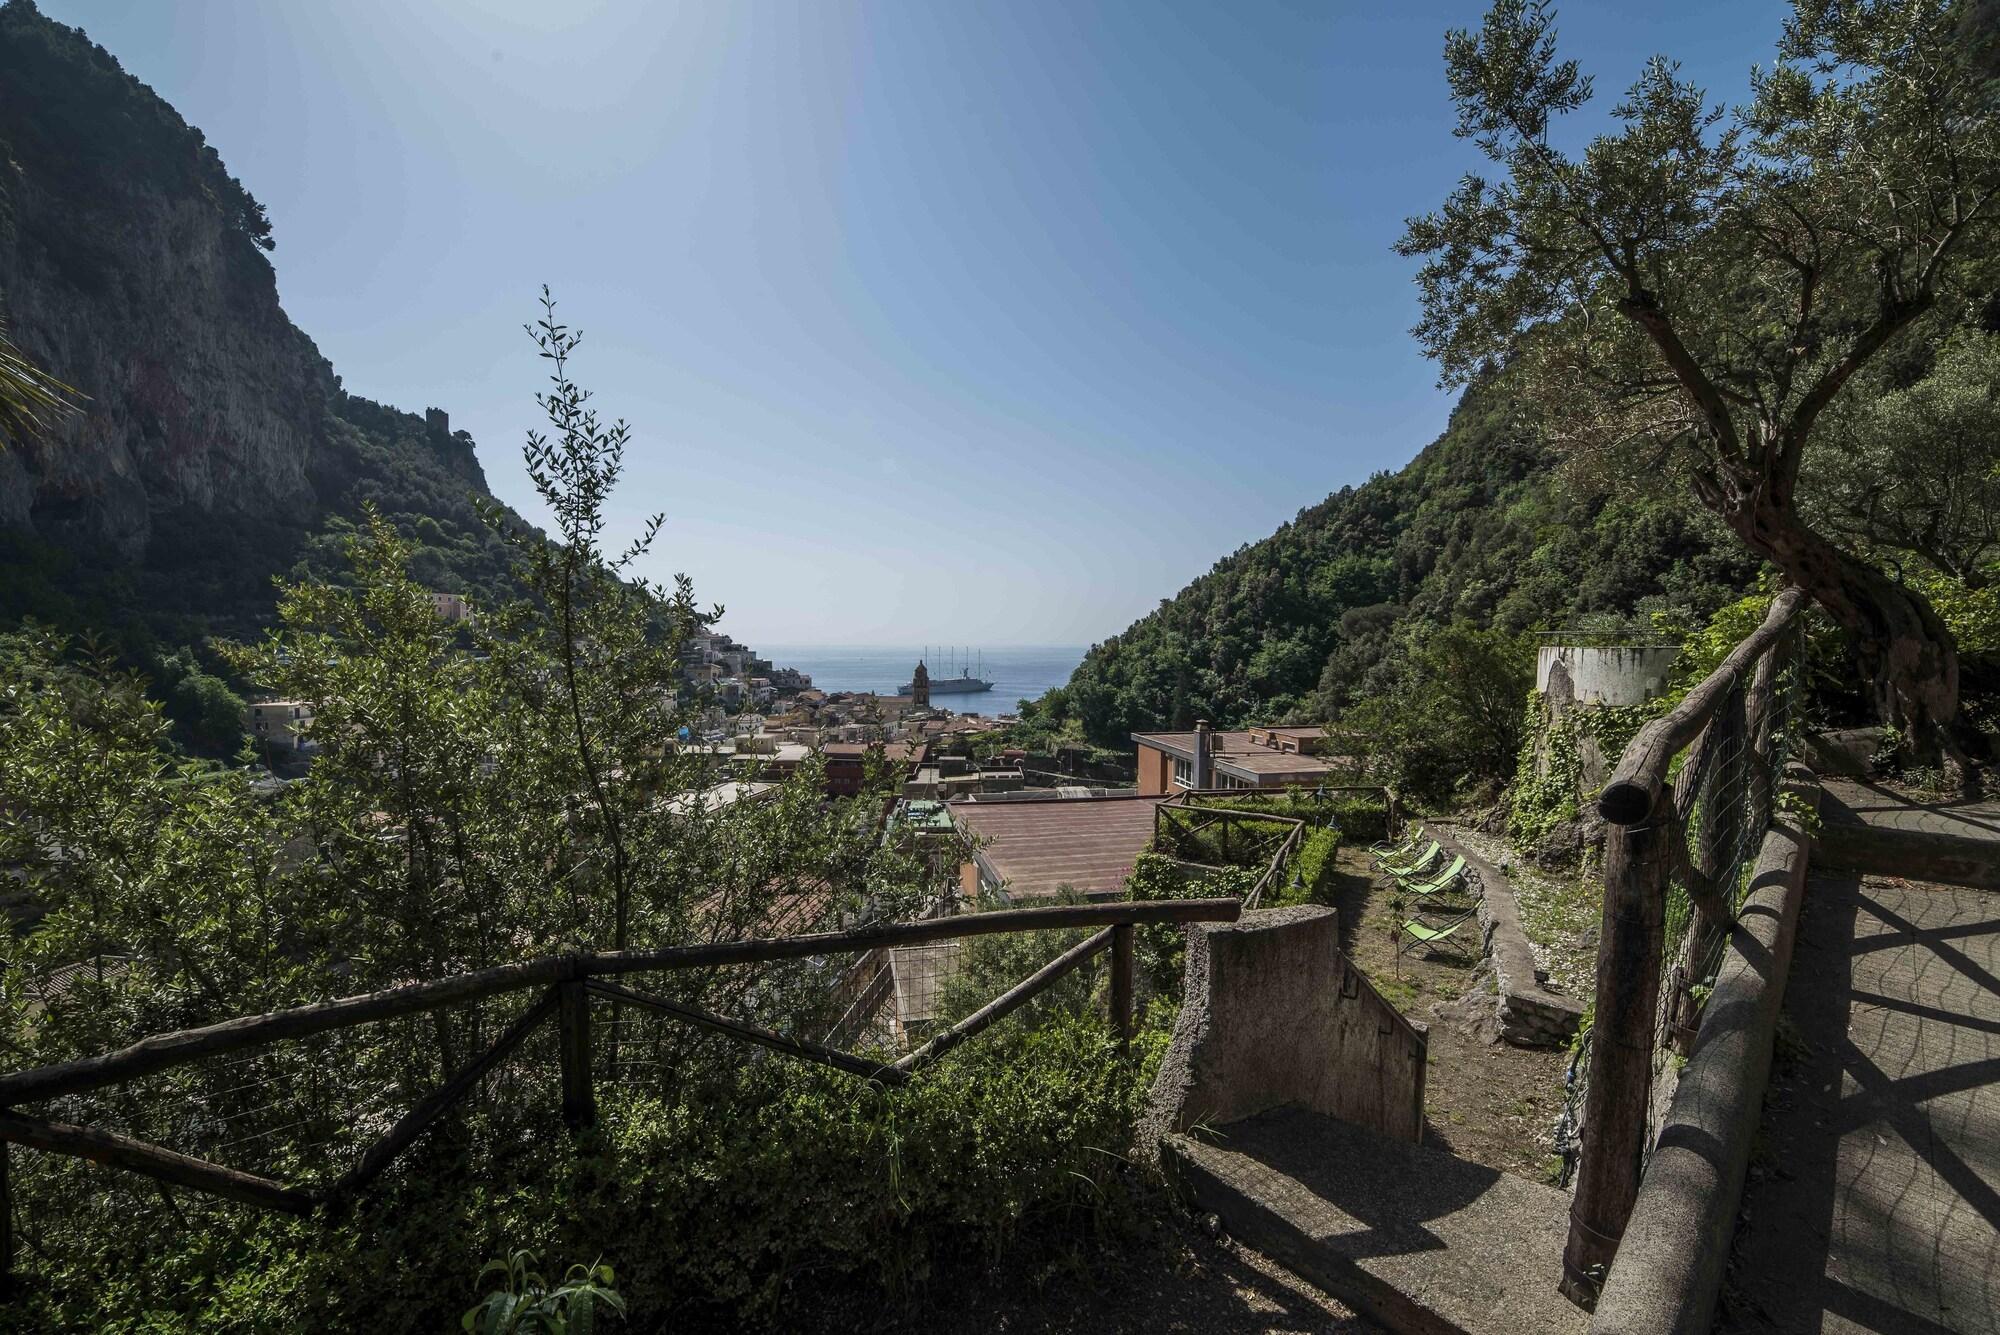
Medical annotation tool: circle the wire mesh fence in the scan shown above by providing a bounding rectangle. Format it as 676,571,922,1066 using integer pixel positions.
1556,618,1806,1189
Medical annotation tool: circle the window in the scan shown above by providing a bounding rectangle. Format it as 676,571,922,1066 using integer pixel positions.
1172,757,1193,789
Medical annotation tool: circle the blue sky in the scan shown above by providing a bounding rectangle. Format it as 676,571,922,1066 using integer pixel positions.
48,0,1785,645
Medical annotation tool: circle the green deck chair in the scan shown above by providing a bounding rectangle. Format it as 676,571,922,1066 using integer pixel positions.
1396,909,1476,963
1396,853,1474,901
1375,838,1443,880
1369,823,1425,861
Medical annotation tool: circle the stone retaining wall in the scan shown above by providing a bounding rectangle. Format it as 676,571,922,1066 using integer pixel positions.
1435,829,1586,1048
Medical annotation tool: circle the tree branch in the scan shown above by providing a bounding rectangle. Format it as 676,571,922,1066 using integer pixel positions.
1615,289,1744,460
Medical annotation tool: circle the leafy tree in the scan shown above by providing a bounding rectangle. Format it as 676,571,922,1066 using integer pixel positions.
1346,622,1535,806
151,649,248,755
1398,0,2000,767
1805,328,2000,588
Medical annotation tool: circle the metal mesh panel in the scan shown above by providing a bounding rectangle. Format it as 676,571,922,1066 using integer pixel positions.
1557,621,1805,1186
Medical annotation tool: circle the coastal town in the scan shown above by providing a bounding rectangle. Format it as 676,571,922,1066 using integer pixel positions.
6,1,1997,1330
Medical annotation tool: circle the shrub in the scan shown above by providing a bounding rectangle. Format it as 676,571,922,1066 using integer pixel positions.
12,1017,1149,1332
1278,827,1343,906
1125,852,1259,999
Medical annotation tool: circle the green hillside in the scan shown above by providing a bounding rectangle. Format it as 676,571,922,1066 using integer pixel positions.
1045,383,1762,745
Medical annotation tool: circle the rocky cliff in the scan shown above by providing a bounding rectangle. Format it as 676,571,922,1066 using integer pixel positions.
0,0,512,639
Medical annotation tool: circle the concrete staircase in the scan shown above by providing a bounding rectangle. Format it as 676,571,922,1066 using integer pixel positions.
1162,1107,1587,1335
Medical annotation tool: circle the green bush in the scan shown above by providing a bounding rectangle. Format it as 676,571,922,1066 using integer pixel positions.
1271,827,1342,907
1125,852,1259,999
11,1017,1148,1332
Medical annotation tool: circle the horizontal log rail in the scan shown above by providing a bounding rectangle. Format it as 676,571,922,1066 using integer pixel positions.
0,898,1240,1107
0,897,1232,1252
0,1108,313,1215
1598,588,1804,826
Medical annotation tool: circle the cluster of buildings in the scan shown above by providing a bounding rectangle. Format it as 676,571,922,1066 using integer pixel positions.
677,629,807,711
1131,722,1357,794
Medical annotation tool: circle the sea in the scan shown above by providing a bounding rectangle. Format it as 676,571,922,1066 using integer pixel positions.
753,645,1087,714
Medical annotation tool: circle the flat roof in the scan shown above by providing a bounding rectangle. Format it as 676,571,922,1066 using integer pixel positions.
661,781,779,816
950,794,1162,901
824,741,928,762
1131,730,1338,778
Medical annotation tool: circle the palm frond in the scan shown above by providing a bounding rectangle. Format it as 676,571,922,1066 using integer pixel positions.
0,322,83,446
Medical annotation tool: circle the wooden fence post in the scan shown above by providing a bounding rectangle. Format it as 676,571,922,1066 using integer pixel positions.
558,972,596,1133
1111,923,1135,1052
1561,789,1673,1309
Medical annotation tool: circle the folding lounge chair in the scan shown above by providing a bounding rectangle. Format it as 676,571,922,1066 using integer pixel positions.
1369,824,1424,860
1396,908,1477,964
1374,838,1443,881
1395,853,1475,903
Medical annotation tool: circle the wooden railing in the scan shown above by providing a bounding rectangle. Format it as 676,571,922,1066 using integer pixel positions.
1159,786,1393,908
1561,590,1805,1307
1154,798,1303,908
0,897,1240,1278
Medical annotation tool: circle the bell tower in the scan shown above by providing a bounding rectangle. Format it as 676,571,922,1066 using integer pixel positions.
911,658,930,709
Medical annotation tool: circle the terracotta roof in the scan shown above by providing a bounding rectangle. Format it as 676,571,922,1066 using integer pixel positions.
951,794,1163,901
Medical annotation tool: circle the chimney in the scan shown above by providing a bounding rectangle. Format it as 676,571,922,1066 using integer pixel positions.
1193,720,1213,790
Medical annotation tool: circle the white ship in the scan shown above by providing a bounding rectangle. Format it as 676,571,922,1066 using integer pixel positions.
907,648,993,695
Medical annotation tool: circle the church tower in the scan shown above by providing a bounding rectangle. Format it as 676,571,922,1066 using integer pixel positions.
911,658,930,709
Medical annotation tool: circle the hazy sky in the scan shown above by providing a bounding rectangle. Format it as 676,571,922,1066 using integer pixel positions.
47,1,1784,645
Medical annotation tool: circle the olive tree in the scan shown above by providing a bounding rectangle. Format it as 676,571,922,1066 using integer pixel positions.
1806,328,2000,588
1398,0,2000,766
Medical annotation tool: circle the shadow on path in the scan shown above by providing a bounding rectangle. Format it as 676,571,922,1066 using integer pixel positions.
1721,872,2000,1334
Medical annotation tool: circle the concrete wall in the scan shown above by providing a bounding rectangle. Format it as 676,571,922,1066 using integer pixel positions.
1536,645,1680,707
1144,906,1428,1147
1437,829,1586,1047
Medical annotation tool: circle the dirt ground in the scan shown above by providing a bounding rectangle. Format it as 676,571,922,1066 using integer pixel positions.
1322,846,1572,1184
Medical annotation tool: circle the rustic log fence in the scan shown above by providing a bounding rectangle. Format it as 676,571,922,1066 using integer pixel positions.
1560,589,1807,1308
0,897,1240,1283
1158,785,1393,908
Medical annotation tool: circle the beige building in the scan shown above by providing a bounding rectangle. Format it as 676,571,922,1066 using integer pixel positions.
248,700,314,752
431,592,473,623
1132,721,1342,794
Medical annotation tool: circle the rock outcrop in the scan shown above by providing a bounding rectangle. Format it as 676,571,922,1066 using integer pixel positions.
0,1,512,635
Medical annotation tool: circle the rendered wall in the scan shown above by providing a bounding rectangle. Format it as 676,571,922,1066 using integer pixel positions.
1536,645,1680,707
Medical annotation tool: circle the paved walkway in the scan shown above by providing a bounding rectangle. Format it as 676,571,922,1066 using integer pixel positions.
1723,871,2000,1333
1821,778,2000,843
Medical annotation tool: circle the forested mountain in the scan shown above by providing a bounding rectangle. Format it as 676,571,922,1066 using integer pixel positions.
1047,383,1763,745
0,0,526,654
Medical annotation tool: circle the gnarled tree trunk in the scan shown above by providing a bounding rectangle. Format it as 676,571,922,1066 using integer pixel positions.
1725,499,1964,767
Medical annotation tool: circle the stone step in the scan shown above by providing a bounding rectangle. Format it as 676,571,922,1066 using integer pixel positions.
1162,1106,1587,1335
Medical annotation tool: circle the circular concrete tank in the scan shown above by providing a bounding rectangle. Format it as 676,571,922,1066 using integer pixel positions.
1536,644,1680,707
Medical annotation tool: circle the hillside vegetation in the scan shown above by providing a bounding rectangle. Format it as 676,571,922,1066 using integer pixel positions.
1039,384,1761,746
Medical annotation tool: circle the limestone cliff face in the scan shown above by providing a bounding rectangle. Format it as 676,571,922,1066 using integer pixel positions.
0,1,512,635
0,173,328,556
